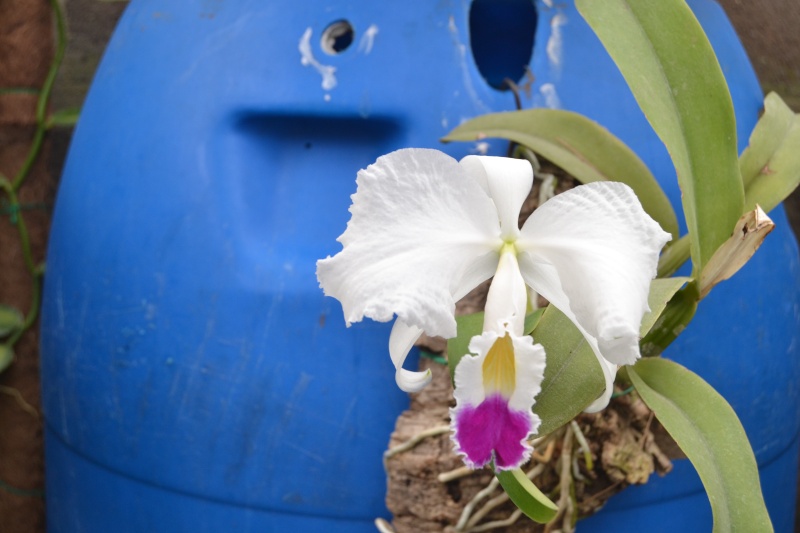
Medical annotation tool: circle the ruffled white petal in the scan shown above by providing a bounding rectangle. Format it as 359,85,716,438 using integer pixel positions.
388,320,430,392
583,353,617,413
453,333,493,406
460,156,533,240
316,148,502,339
508,335,547,414
517,182,671,366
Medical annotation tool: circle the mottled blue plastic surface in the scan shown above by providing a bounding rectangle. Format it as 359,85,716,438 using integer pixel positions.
41,0,800,531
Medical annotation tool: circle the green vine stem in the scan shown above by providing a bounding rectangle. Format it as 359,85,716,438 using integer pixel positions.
12,0,67,192
0,0,67,358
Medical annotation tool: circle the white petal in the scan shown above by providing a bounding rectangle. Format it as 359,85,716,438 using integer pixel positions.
460,156,533,240
517,182,671,366
583,350,617,413
483,249,527,336
317,148,502,339
389,320,431,393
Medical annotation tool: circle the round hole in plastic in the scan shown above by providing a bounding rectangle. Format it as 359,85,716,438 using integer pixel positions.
321,20,354,55
469,0,537,91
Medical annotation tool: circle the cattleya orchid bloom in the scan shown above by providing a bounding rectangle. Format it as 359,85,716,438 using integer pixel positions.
317,148,670,470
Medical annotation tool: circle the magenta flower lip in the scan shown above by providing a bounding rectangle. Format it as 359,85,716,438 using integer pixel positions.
452,394,535,470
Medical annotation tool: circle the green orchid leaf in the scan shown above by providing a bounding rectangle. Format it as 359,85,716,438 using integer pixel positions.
444,108,678,239
640,277,691,336
0,344,14,374
0,305,24,337
741,92,800,213
496,468,559,524
657,235,691,278
629,358,772,532
577,0,744,277
524,308,545,335
447,312,484,382
532,306,604,436
640,281,699,357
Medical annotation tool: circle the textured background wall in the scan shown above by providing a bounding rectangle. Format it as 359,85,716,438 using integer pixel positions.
0,2,797,532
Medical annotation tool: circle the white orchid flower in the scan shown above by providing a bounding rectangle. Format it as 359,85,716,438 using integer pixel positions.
317,148,670,470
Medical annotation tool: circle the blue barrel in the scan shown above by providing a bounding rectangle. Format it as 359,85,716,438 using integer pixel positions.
41,1,799,531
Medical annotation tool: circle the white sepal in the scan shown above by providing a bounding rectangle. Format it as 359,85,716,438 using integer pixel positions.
316,148,502,339
460,156,533,240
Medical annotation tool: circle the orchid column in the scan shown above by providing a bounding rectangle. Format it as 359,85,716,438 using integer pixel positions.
317,148,670,471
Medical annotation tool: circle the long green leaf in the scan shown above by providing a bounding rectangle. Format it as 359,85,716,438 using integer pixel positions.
444,109,678,238
659,92,800,279
496,468,559,524
741,92,800,213
640,277,691,336
531,306,604,436
629,358,772,532
577,0,744,276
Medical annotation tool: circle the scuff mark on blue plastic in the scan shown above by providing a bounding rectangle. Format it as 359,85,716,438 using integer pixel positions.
358,24,379,54
547,12,567,72
447,16,489,114
299,27,337,91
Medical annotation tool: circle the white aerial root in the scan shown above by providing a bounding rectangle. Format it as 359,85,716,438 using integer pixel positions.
383,424,450,467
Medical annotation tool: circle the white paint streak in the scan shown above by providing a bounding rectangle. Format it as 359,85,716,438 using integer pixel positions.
358,24,379,54
542,0,554,7
547,13,567,70
540,83,561,109
299,27,337,91
473,142,490,155
447,16,489,114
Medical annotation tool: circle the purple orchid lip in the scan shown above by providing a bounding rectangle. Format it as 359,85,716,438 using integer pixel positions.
452,393,534,470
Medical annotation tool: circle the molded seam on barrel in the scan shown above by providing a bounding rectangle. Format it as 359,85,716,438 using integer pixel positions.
44,425,384,523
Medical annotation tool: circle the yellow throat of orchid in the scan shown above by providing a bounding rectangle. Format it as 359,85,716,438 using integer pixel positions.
482,334,516,397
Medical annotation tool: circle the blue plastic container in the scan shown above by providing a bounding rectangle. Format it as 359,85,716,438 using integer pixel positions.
41,1,799,531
